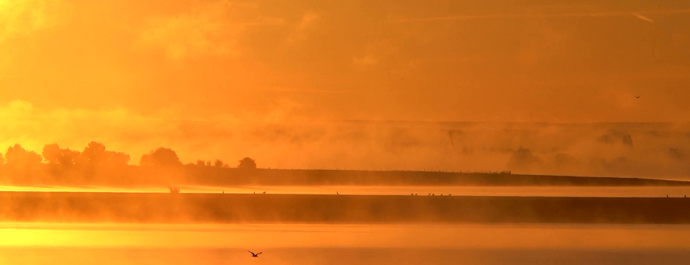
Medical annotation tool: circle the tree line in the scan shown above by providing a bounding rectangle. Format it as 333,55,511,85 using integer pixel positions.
0,141,256,184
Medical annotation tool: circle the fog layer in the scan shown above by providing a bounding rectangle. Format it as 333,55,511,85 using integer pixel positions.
2,106,688,179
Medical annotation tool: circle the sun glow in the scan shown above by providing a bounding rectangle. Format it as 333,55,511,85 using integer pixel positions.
2,223,690,249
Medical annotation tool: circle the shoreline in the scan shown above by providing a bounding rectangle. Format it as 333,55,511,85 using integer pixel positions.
2,192,689,224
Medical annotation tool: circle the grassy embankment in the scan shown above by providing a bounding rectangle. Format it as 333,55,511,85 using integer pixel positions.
183,168,690,186
5,165,690,186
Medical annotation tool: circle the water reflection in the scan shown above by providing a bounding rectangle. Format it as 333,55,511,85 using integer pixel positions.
2,248,690,265
1,223,690,265
2,223,690,249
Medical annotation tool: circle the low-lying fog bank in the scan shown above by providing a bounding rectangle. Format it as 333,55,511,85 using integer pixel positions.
1,192,689,224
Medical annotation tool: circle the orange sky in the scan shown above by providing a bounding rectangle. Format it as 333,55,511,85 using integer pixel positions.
1,0,689,121
1,0,690,170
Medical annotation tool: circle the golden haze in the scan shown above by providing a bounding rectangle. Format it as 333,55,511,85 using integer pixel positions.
0,0,689,175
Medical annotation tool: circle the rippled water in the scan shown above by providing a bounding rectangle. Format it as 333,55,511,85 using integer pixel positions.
1,223,690,264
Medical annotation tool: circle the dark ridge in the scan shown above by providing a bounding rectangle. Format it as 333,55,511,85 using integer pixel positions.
1,192,690,224
183,168,690,186
3,164,690,186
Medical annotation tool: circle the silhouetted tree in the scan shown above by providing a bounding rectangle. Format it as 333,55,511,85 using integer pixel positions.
104,151,130,166
5,144,42,179
238,157,256,169
214,159,225,168
140,147,182,167
42,143,61,164
0,153,4,164
5,144,42,166
42,143,81,180
42,143,80,167
80,141,107,167
76,141,130,181
196,159,206,166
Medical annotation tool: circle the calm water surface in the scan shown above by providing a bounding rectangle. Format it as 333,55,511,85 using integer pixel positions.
1,223,689,264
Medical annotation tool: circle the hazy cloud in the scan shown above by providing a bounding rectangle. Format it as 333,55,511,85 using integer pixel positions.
0,0,63,43
139,1,282,60
352,55,378,67
392,9,690,23
285,11,319,44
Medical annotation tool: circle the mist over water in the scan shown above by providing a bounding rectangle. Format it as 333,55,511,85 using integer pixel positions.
2,223,690,264
2,0,690,263
3,119,690,180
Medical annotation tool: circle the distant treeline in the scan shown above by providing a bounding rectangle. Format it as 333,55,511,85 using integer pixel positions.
0,142,689,186
0,142,256,185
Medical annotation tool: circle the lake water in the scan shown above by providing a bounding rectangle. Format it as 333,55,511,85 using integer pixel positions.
2,223,690,264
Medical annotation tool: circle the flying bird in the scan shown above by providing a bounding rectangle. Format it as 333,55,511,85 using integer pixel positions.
632,12,655,23
636,96,640,99
248,250,262,257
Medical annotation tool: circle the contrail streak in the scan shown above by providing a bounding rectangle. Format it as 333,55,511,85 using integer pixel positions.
392,8,690,23
632,12,655,23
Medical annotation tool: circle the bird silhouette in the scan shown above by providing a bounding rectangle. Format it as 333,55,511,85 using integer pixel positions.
666,195,669,198
248,250,262,257
636,96,640,99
